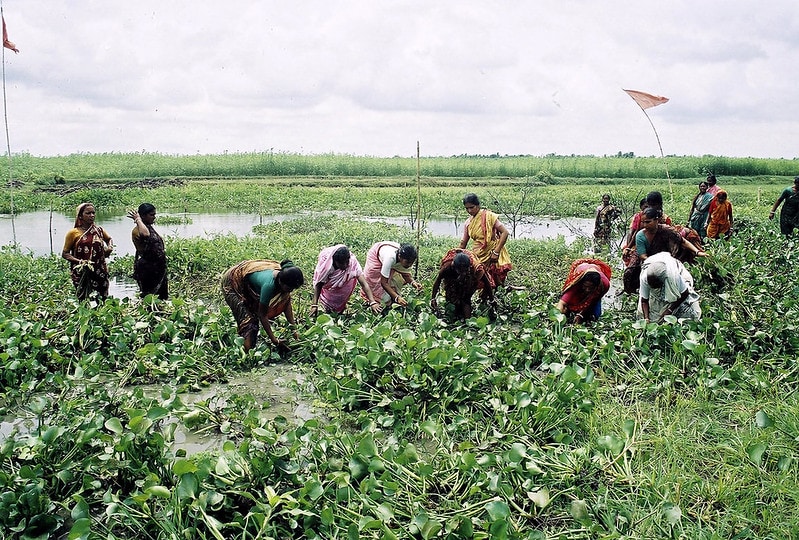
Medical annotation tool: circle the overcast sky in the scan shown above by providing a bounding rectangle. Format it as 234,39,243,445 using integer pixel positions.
2,1,798,159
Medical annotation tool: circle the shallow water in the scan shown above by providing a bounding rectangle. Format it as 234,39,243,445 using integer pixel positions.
1,210,595,258
0,364,315,456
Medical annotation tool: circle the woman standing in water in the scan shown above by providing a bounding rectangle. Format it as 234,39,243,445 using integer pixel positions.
62,202,113,301
129,203,168,299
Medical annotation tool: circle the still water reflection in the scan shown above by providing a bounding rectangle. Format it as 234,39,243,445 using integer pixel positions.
1,210,595,259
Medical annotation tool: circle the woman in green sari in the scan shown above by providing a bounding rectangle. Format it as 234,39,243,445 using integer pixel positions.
221,259,304,352
687,181,713,239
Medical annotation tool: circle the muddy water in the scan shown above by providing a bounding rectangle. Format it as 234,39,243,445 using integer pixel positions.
0,364,316,455
144,364,317,455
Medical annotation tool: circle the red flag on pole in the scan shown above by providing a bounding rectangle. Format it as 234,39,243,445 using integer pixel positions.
3,16,19,53
623,89,668,110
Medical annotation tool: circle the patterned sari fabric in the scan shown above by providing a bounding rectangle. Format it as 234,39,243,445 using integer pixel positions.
438,248,493,306
560,258,612,317
65,224,111,300
464,209,512,286
221,260,290,344
593,203,619,246
132,224,168,299
313,244,362,313
688,191,713,238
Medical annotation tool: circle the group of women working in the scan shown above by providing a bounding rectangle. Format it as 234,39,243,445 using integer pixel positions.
62,176,799,351
221,193,513,351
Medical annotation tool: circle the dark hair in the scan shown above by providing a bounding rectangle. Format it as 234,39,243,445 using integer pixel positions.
397,243,417,263
278,260,304,289
138,202,156,215
794,176,799,186
581,272,601,286
639,198,647,209
462,193,480,206
332,246,350,267
645,191,663,209
707,174,717,185
453,252,471,270
643,207,662,220
698,181,708,189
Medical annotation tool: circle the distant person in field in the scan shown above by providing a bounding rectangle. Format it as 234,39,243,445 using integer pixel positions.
221,259,304,353
555,258,612,324
593,194,620,250
459,193,512,287
687,181,713,239
128,203,168,300
360,242,423,307
706,190,733,240
310,244,382,317
769,176,799,236
638,252,701,323
62,202,113,301
706,173,721,196
430,249,495,320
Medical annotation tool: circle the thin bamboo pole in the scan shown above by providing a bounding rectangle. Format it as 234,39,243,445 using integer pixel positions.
1,3,17,245
414,141,421,279
633,102,673,203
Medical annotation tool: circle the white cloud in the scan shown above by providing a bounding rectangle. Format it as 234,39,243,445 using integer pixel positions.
2,0,799,158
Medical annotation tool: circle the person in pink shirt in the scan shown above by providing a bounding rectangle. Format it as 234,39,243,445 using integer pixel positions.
310,244,382,318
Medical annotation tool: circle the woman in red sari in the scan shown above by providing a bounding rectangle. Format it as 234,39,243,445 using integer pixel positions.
430,249,495,320
555,258,612,324
458,193,512,287
62,202,114,301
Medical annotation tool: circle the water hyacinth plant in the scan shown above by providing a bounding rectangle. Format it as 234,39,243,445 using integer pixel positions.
1,176,799,538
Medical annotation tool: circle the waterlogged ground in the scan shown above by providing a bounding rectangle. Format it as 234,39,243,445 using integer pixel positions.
3,181,798,538
1,364,316,456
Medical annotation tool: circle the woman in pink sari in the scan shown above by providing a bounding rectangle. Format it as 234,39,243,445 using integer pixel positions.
360,242,423,307
62,202,114,300
311,245,382,317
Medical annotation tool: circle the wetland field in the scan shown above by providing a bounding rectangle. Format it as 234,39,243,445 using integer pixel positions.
1,152,799,539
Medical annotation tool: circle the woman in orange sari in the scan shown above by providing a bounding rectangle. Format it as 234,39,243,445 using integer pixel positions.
458,193,512,286
62,202,114,300
221,259,304,352
706,190,733,240
555,258,612,324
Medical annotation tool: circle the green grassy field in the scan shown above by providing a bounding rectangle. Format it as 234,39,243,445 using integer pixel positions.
7,151,799,183
1,160,798,539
